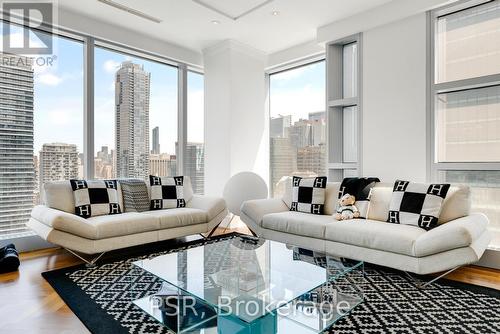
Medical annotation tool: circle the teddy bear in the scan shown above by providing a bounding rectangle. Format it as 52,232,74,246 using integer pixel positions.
335,193,360,220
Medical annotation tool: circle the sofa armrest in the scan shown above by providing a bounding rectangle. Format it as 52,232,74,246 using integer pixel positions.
31,205,96,238
187,195,227,221
240,198,289,226
414,213,489,257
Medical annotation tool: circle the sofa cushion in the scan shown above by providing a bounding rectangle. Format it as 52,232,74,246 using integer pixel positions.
85,213,160,239
368,182,470,224
324,219,426,256
240,198,289,227
262,212,333,239
187,195,227,222
142,208,207,229
31,205,160,240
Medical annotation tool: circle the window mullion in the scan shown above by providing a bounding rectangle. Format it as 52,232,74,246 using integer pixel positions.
84,37,95,179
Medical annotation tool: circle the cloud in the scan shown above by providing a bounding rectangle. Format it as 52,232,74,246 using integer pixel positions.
35,72,63,86
271,66,308,82
103,59,120,73
47,109,72,126
270,85,325,121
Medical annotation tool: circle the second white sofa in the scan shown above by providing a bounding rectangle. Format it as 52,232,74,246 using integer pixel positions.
241,180,491,275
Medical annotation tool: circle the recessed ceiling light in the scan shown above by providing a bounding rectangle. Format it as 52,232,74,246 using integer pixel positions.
211,20,220,25
271,10,280,16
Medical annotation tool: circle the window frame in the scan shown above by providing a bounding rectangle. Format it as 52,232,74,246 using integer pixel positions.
0,17,204,244
428,0,500,181
326,34,363,181
266,56,326,196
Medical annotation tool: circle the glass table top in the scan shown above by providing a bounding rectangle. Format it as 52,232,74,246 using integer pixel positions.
133,235,363,326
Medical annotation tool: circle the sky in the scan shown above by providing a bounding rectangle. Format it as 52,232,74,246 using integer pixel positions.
270,61,325,122
1,21,324,156
1,22,204,156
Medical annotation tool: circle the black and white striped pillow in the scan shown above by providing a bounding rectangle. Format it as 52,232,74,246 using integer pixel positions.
119,179,150,213
149,175,186,210
70,179,121,218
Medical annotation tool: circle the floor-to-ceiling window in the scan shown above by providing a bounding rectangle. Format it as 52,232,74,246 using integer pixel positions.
0,21,84,239
0,19,203,243
187,71,205,194
94,46,178,179
431,0,500,249
269,61,326,197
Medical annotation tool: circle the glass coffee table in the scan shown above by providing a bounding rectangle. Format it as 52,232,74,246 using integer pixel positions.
133,235,364,334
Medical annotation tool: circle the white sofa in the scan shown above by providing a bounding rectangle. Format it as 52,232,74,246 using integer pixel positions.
28,177,228,256
241,181,491,275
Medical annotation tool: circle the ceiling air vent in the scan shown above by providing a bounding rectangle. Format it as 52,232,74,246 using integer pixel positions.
97,0,162,23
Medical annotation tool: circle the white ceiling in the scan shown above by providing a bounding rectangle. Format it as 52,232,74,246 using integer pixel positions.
58,0,394,54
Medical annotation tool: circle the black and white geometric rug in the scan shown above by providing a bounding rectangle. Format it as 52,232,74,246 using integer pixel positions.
43,234,500,334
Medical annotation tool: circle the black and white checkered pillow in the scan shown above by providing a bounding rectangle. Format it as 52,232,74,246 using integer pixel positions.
149,175,186,210
387,180,450,231
70,179,121,218
290,176,327,215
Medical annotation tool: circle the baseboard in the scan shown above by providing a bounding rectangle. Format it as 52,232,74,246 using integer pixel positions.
1,234,56,252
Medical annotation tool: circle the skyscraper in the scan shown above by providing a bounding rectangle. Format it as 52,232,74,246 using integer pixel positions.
115,61,151,178
297,144,326,176
289,119,313,149
39,143,79,192
309,111,326,146
150,153,175,177
270,115,292,138
270,137,297,195
0,54,34,236
152,126,160,154
185,142,205,194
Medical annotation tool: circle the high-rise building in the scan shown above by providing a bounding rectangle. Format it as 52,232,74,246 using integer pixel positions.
151,126,160,154
185,142,205,194
0,54,34,237
39,143,79,192
297,144,326,176
95,145,114,179
270,137,297,195
270,115,292,138
289,119,313,149
115,61,151,178
309,111,326,146
150,153,169,177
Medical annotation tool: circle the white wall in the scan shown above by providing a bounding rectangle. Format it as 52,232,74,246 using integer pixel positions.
362,13,428,182
204,41,268,196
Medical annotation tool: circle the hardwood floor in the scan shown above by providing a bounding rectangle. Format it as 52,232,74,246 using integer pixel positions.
1,224,499,334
